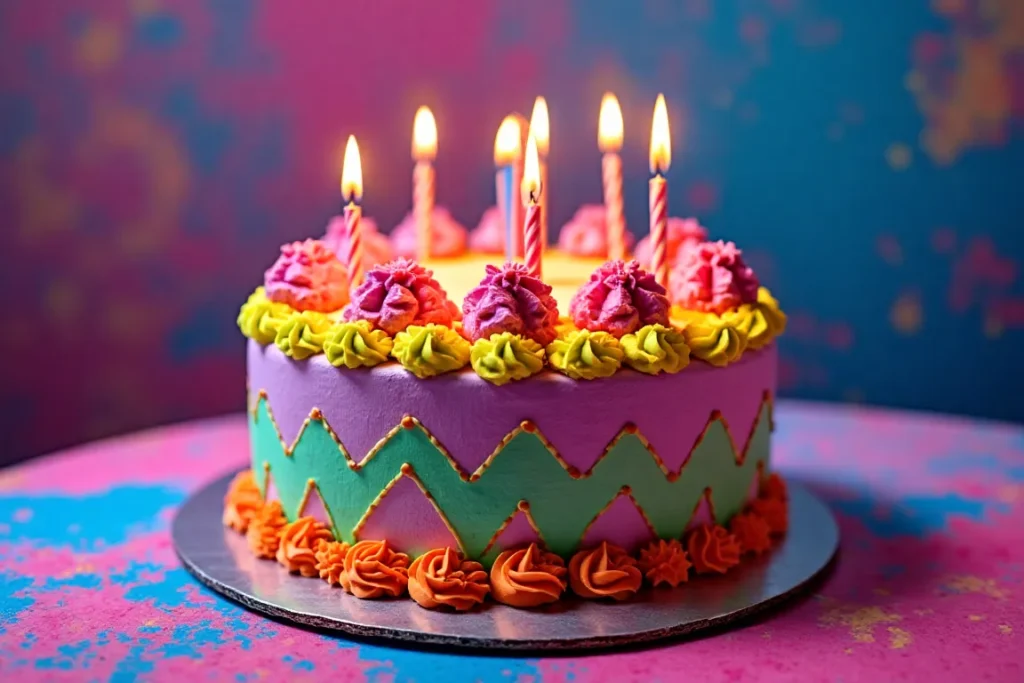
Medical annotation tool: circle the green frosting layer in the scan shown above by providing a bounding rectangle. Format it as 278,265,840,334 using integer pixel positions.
546,330,623,380
470,333,545,385
620,324,691,375
323,320,394,369
391,324,470,378
274,310,333,360
237,288,291,345
250,396,772,561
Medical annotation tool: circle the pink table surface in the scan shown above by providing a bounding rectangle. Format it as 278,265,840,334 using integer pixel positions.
1,400,1022,682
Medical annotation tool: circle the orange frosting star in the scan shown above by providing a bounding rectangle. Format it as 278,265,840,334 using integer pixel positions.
637,539,692,588
222,470,263,533
314,539,350,586
686,525,741,575
760,472,788,502
342,540,410,599
568,541,643,601
246,500,288,559
729,512,773,555
750,496,788,535
490,543,567,608
275,516,335,577
408,547,490,611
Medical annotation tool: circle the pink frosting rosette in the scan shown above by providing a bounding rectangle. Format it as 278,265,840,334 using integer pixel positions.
391,206,468,259
669,240,760,314
468,206,504,254
568,260,670,337
557,204,636,258
322,216,394,271
342,258,459,335
264,239,349,313
462,263,560,346
633,217,707,267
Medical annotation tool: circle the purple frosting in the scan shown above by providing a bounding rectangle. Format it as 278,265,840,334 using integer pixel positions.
633,217,708,267
263,239,349,313
323,216,394,270
342,258,459,335
557,204,636,257
568,260,670,337
468,206,504,254
391,206,468,259
461,263,560,345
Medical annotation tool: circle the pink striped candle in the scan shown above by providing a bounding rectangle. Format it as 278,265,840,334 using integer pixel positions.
340,135,364,295
522,133,543,278
412,106,437,262
599,93,626,260
648,94,672,288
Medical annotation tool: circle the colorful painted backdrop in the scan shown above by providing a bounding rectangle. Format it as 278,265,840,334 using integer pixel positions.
1,0,1022,464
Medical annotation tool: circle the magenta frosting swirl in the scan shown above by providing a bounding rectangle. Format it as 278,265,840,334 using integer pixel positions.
461,263,560,345
568,260,670,337
633,217,708,266
468,206,504,254
557,204,635,258
391,206,468,259
322,216,393,270
264,239,349,313
669,240,760,314
342,258,459,335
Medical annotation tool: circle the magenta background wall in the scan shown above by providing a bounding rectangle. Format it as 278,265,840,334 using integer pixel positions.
1,0,1022,464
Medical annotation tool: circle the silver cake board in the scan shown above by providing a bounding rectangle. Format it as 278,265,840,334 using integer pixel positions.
173,470,838,652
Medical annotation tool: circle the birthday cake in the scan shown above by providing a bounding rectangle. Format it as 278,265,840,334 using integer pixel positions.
225,102,789,612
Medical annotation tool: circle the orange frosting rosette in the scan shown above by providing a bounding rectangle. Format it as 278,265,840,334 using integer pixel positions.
246,500,288,559
275,516,335,577
490,543,568,608
686,525,741,575
223,470,264,533
729,512,773,555
761,472,788,502
342,540,410,599
314,539,350,586
637,539,692,588
751,496,788,535
568,541,643,601
408,547,490,611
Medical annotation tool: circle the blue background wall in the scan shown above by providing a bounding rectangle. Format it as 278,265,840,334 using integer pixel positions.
1,0,1021,464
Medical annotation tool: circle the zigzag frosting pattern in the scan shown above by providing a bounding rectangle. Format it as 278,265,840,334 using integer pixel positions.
249,394,772,559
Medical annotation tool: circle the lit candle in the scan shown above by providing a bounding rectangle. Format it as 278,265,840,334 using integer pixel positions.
598,93,626,260
522,133,543,278
649,94,671,288
494,115,525,262
411,106,437,263
341,135,364,293
530,97,550,251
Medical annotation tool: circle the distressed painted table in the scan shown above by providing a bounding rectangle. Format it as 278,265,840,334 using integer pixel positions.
1,401,1022,682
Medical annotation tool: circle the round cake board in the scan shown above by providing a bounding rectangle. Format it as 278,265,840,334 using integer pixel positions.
174,471,838,652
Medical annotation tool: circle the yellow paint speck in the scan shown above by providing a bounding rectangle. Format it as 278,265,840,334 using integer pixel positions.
999,624,1012,635
891,291,923,335
943,575,1010,601
969,614,986,622
887,143,913,170
844,648,854,655
888,626,913,649
820,604,902,643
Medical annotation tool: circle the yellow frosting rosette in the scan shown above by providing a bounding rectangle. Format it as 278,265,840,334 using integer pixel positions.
546,329,623,380
719,287,787,351
322,320,394,369
275,310,333,360
237,287,292,345
679,312,748,367
755,287,787,340
620,324,690,375
391,324,470,378
470,333,545,386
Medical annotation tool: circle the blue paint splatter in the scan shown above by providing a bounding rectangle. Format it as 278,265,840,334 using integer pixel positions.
0,486,184,549
355,641,539,683
0,573,35,628
927,453,1024,482
135,12,183,48
832,492,988,538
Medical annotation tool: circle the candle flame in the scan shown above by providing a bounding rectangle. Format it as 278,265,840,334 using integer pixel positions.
649,94,671,174
521,133,542,203
530,97,549,157
494,116,522,166
341,135,363,202
412,106,437,161
598,93,624,153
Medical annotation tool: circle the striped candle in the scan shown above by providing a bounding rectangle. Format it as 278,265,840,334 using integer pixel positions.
344,202,363,292
412,106,437,262
522,134,543,278
599,93,626,260
648,175,667,287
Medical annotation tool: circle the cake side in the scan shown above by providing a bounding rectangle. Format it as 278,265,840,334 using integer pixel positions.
247,340,776,561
